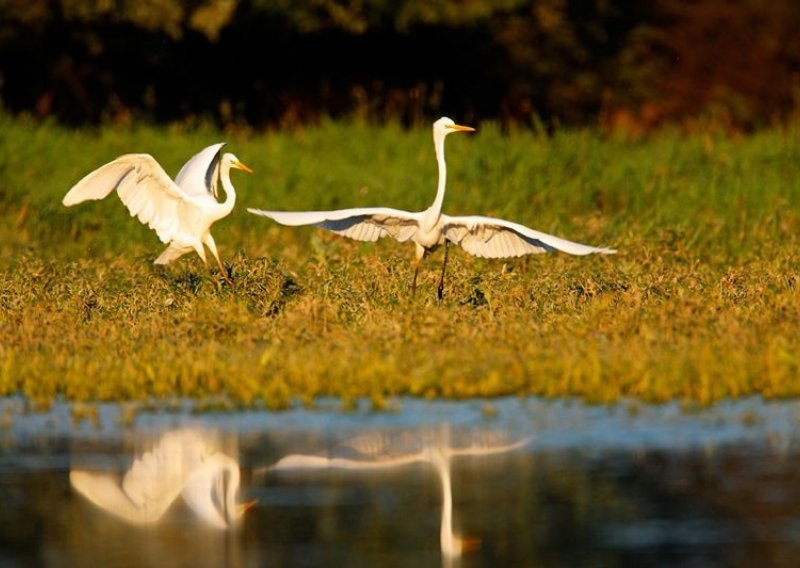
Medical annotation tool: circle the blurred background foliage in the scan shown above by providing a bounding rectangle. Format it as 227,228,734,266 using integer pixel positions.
1,0,799,131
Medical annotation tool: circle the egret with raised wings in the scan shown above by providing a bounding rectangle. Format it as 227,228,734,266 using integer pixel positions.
70,428,255,529
267,429,530,562
63,143,253,284
249,117,614,298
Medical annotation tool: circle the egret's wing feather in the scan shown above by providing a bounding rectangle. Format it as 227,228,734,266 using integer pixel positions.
70,471,159,525
270,453,422,471
63,154,186,204
64,154,194,244
113,156,193,243
120,443,191,521
345,432,425,458
63,161,138,206
174,143,226,198
248,207,421,243
442,215,616,258
447,436,533,459
155,242,193,265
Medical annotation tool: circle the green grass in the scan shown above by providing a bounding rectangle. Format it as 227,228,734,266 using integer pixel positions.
1,112,799,410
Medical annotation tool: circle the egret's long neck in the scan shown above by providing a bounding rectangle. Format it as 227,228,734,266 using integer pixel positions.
225,463,241,525
422,132,448,230
182,462,229,529
215,163,237,220
432,450,457,558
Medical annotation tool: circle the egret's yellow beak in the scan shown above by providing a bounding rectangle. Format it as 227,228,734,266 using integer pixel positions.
233,161,254,174
449,124,476,133
238,498,258,514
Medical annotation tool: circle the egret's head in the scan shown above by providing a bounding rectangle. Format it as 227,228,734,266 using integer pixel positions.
433,117,475,139
220,472,257,528
182,453,257,529
225,153,254,175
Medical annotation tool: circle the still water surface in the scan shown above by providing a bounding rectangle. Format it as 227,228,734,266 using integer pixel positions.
2,396,800,567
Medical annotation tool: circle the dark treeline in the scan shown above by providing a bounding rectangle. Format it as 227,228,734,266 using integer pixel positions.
1,0,799,130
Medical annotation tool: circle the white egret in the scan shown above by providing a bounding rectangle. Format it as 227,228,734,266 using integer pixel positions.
248,116,615,299
70,429,255,529
63,143,253,284
267,429,530,562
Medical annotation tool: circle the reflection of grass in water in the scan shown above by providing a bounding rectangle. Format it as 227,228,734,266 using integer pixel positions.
1,113,799,409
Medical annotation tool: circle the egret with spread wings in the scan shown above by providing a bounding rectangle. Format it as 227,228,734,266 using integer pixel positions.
63,143,252,284
70,429,255,529
267,429,531,562
249,116,615,299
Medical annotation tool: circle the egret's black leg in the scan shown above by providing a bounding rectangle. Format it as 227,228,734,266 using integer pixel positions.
437,240,450,301
412,262,421,296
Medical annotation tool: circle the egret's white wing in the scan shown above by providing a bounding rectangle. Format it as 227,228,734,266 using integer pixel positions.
442,215,616,258
446,436,532,459
154,242,193,265
345,432,428,458
248,207,421,243
174,143,226,198
120,450,185,513
270,453,424,471
70,471,164,525
120,430,207,517
63,154,194,243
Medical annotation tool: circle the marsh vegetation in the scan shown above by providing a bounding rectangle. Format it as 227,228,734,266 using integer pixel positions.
1,113,798,408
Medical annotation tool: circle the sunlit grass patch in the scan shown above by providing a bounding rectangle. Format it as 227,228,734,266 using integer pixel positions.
1,113,799,408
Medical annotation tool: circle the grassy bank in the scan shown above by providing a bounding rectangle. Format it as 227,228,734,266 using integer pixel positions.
1,114,799,409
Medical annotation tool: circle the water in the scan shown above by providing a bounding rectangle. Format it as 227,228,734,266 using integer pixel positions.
2,396,800,567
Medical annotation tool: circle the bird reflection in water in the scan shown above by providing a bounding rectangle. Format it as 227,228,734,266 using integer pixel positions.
70,428,255,529
267,426,530,565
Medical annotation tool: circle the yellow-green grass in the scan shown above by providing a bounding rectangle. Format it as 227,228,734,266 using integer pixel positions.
1,113,799,410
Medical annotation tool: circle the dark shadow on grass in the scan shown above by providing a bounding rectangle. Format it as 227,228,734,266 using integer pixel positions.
461,276,488,308
265,276,302,318
172,272,204,294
